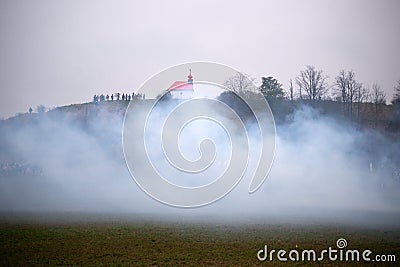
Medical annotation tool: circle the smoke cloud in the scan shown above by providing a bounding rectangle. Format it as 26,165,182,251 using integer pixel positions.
0,101,399,226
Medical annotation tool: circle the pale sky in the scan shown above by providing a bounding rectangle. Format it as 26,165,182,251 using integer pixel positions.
0,0,399,119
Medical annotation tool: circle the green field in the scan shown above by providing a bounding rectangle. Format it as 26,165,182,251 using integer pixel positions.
0,214,399,266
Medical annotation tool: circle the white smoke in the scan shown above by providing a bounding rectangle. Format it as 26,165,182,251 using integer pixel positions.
0,103,399,226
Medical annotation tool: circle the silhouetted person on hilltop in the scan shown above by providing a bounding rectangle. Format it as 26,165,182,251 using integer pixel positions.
122,94,125,101
111,94,114,101
106,94,109,101
29,107,32,113
93,94,99,104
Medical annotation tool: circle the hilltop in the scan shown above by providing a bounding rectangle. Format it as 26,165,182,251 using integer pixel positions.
2,97,400,136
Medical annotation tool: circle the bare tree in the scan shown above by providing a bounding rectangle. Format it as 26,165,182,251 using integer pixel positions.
392,79,400,105
334,70,362,120
296,65,328,101
289,79,294,101
355,85,370,121
345,71,358,120
299,84,302,100
224,72,256,95
372,83,386,126
335,70,348,116
390,80,400,131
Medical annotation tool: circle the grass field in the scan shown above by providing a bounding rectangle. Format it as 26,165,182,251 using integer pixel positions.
0,213,399,266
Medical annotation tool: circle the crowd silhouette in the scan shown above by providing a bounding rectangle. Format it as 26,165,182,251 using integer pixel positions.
93,92,145,103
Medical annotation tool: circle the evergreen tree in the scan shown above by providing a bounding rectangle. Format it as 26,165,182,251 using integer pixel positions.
259,76,285,101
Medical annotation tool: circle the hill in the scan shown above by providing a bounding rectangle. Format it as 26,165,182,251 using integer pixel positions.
0,97,399,180
0,97,399,218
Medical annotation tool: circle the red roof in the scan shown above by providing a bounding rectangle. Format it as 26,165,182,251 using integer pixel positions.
167,81,193,91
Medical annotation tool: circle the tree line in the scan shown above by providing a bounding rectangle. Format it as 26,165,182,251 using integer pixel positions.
224,66,400,128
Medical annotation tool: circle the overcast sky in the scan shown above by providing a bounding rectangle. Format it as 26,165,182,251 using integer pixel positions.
1,0,399,119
